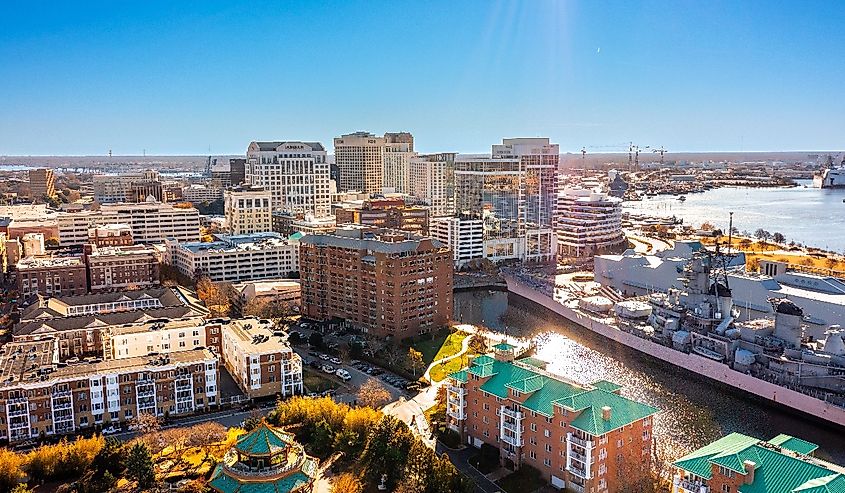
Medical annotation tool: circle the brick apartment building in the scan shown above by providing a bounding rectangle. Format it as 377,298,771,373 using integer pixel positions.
299,226,453,340
334,198,429,235
0,340,218,443
17,256,88,298
84,243,160,292
446,345,658,492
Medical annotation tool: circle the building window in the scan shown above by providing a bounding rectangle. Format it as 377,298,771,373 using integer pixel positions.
722,486,731,493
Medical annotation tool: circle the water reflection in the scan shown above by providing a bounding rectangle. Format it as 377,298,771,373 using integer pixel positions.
454,289,845,463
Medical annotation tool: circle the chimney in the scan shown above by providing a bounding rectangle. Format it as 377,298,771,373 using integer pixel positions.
743,460,756,484
601,406,612,421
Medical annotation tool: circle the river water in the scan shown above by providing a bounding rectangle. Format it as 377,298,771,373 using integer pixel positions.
454,289,845,464
622,181,845,253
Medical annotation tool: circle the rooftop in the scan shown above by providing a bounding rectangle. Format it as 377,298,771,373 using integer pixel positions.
225,318,292,355
452,354,658,435
300,226,444,253
19,287,202,321
176,232,297,254
15,305,204,336
17,255,83,269
673,432,845,493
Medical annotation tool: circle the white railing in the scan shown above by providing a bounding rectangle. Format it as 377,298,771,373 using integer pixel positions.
568,433,594,449
569,449,588,464
673,477,709,493
567,464,591,479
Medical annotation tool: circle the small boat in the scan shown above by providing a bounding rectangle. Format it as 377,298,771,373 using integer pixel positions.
692,346,725,362
678,196,687,202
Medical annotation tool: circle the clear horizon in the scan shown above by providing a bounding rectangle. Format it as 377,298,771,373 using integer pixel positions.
2,1,844,155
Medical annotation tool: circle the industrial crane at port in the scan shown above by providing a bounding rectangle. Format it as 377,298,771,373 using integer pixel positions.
652,146,667,164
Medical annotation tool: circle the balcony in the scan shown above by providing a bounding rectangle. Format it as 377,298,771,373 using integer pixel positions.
569,449,589,464
52,400,73,411
52,389,72,399
567,433,594,449
673,476,709,493
567,463,591,480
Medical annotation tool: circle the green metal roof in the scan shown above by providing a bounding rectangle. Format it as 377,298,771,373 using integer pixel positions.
234,422,294,457
458,354,657,429
516,356,547,369
288,232,305,241
768,434,819,456
590,380,622,393
208,465,313,493
492,343,516,351
448,369,468,383
673,432,845,493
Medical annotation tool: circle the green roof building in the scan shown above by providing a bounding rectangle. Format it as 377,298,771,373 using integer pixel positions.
672,432,845,493
445,349,659,492
209,421,318,493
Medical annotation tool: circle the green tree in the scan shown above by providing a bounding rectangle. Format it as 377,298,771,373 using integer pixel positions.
408,348,423,377
125,443,155,491
361,416,414,489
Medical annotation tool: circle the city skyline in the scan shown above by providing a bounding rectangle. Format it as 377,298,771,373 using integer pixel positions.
2,1,845,156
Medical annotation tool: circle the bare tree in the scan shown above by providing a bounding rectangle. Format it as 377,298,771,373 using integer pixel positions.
357,378,392,408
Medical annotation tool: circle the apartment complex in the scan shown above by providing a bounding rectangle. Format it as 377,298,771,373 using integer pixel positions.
29,168,56,202
455,138,558,263
409,153,455,217
84,243,161,292
220,318,303,399
182,184,224,203
672,432,845,493
166,232,299,282
56,201,201,246
17,256,88,298
334,198,429,235
430,215,484,268
299,226,453,340
334,132,385,194
383,132,415,194
556,188,625,258
446,347,658,492
245,141,331,217
224,186,272,235
0,341,218,443
103,317,221,360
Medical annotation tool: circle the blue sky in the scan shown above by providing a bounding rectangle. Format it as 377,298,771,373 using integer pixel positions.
1,1,844,155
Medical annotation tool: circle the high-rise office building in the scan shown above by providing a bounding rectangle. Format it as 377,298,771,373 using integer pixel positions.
555,187,625,257
455,138,558,263
29,168,56,202
409,153,455,217
245,141,331,217
383,132,415,194
334,132,385,194
224,186,272,235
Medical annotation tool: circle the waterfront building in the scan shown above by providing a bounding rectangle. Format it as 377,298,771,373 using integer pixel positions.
245,141,331,217
84,243,160,292
208,421,318,493
0,340,218,443
220,318,303,399
455,138,558,263
430,215,484,268
383,131,415,194
672,432,845,493
166,232,299,282
446,346,658,492
225,186,272,235
182,183,224,203
299,226,453,340
334,132,385,194
334,198,429,235
17,255,88,298
56,201,201,246
409,153,455,217
29,168,56,202
555,187,625,258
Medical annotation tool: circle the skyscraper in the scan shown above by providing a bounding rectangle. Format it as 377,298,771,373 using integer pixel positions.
334,132,385,194
409,153,455,217
245,141,331,217
455,138,558,263
382,132,415,194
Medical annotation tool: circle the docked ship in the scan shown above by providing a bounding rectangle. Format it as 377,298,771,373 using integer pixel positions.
503,249,845,428
813,156,845,188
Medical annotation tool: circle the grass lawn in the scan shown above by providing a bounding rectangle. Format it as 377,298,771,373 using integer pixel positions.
303,368,341,393
495,465,548,493
414,330,470,365
428,351,475,382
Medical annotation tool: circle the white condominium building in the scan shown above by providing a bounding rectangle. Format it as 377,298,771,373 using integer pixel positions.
383,132,415,194
182,184,223,203
224,186,272,235
409,153,455,217
221,318,303,398
56,200,201,246
104,318,214,360
245,141,331,217
166,232,299,282
430,216,484,268
555,187,624,258
334,132,385,194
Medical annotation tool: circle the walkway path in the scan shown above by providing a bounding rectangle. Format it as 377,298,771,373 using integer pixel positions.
422,326,475,383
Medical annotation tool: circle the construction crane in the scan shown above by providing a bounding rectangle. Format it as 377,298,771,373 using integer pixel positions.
652,146,667,164
581,147,587,176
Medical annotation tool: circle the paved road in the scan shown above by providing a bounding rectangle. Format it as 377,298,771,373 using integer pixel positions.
110,404,276,442
437,443,503,493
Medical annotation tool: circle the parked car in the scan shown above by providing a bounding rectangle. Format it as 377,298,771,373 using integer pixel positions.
322,365,335,374
330,357,342,365
101,425,119,435
319,354,331,361
336,369,352,382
